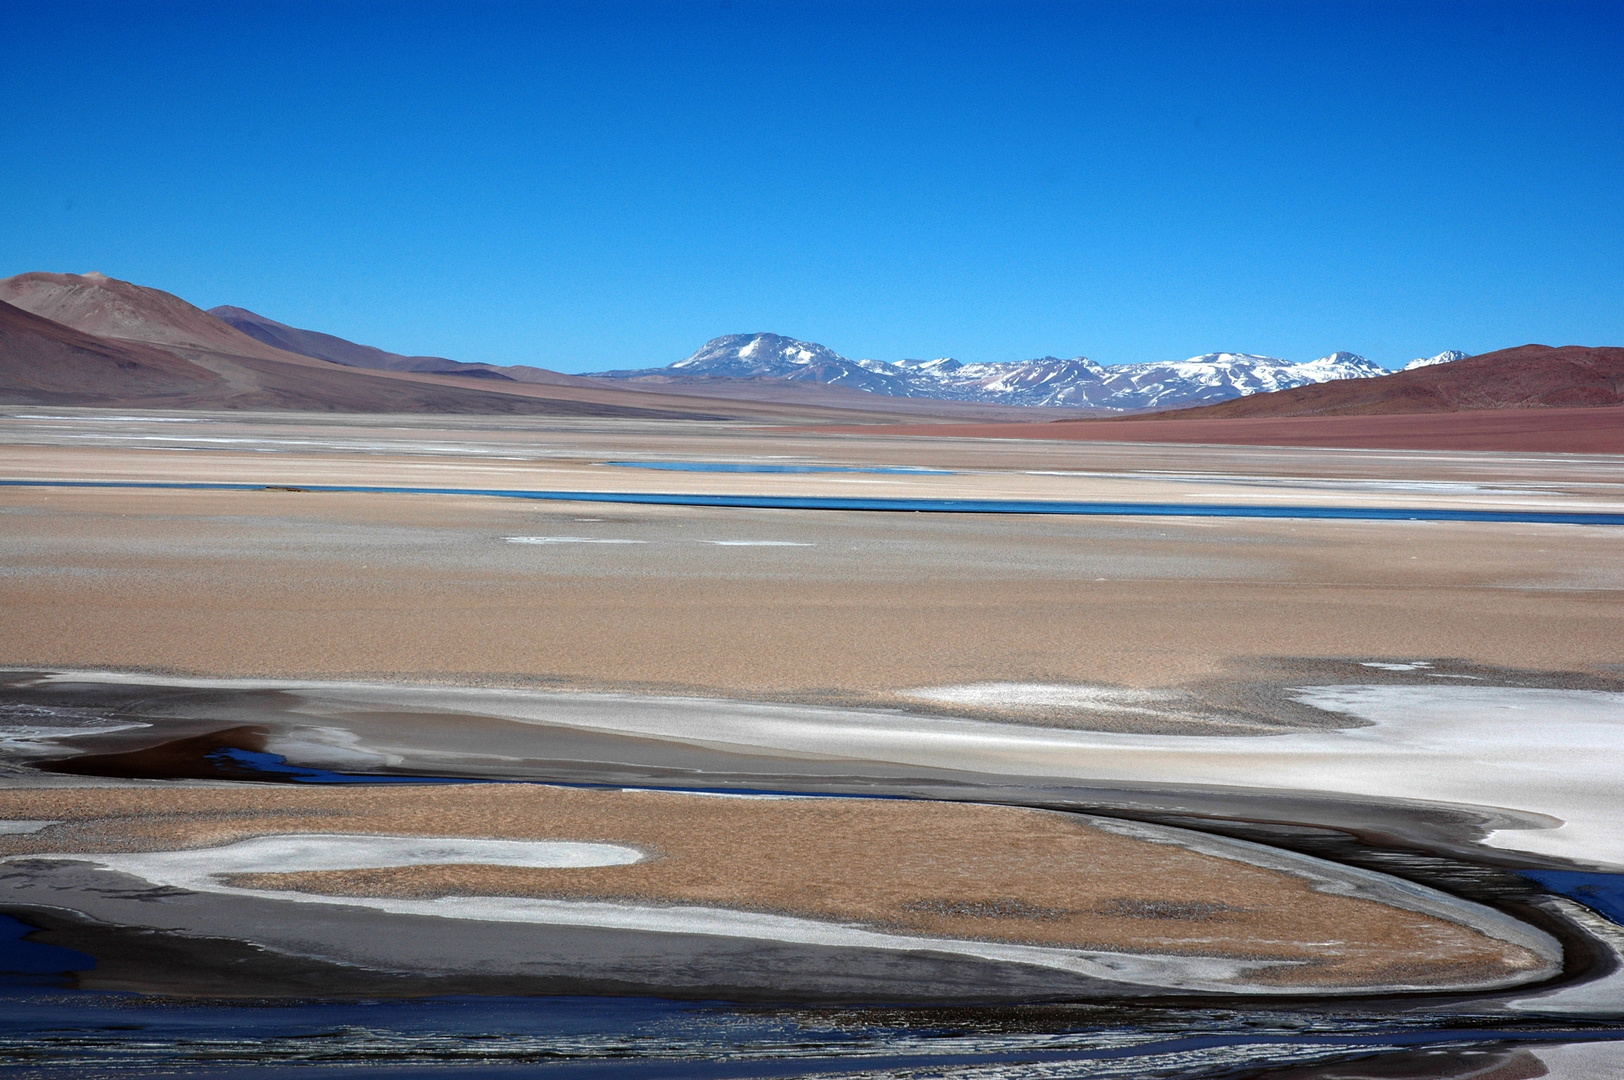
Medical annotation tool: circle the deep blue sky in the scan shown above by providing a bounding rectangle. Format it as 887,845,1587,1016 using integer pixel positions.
3,2,1621,371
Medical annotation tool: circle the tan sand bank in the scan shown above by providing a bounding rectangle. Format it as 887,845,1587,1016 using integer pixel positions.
0,783,1556,993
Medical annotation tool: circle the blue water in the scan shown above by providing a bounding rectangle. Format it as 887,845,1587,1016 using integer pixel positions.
605,461,955,475
208,749,918,807
4,479,1622,525
207,747,480,785
0,989,1618,1077
6,762,1622,1074
0,914,96,988
1523,870,1624,925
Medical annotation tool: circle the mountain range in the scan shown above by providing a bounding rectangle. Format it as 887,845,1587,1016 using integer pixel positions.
1,270,1618,422
590,333,1460,411
1135,343,1624,419
163,298,1476,413
0,273,746,419
0,272,1056,422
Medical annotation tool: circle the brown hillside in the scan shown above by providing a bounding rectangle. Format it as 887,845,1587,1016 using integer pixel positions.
0,272,1071,422
0,299,227,405
1150,345,1624,419
0,272,746,417
0,272,311,363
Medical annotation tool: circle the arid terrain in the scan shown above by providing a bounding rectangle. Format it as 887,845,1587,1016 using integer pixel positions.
10,1,1624,1071
0,406,1621,1069
2,412,1620,695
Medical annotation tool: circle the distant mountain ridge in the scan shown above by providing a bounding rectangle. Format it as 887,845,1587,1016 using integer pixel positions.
209,306,484,376
209,305,619,389
591,333,1397,410
1140,344,1624,418
0,272,758,419
17,270,1564,421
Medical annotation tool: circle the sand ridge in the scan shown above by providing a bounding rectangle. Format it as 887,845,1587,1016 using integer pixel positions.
0,783,1554,990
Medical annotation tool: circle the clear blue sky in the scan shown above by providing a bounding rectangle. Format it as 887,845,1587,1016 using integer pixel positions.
3,2,1621,372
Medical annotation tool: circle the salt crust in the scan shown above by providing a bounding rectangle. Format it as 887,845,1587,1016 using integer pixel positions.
1528,1040,1624,1078
904,684,1180,712
503,536,646,545
702,540,814,546
0,820,57,834
1502,898,1624,1016
82,833,645,876
29,674,1624,868
0,720,149,757
0,837,1331,994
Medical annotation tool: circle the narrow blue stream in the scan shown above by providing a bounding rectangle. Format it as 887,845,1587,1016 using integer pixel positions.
3,479,1622,525
1523,870,1624,925
603,462,955,475
0,914,95,988
0,988,1619,1078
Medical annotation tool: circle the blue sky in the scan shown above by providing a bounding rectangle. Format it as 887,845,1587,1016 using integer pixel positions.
3,2,1621,372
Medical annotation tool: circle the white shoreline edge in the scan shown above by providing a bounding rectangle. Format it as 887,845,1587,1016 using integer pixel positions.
6,822,1562,996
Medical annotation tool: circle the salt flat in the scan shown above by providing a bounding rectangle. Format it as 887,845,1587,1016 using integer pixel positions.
1,459,1620,693
1,409,1620,1011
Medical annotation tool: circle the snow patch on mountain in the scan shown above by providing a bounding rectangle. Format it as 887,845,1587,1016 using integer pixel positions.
1403,350,1468,371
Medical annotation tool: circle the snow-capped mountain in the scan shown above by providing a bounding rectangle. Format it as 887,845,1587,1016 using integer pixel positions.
927,356,1112,406
1085,351,1387,409
593,333,1393,410
1403,350,1468,371
658,333,914,395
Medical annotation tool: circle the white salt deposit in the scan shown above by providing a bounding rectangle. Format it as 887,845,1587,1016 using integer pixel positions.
262,727,402,769
504,536,647,545
905,683,1180,712
14,832,1524,995
1529,1040,1624,1078
0,720,149,757
702,540,814,546
0,820,57,834
80,834,645,881
1504,899,1624,1016
35,673,1624,867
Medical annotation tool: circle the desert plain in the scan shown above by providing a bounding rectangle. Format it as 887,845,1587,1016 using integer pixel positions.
1,407,1622,1014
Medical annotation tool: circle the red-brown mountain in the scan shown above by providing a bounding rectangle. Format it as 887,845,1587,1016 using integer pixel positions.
0,298,225,405
0,272,791,418
0,272,305,361
1149,345,1624,419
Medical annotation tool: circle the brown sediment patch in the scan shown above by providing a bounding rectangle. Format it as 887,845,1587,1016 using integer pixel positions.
0,783,1549,990
39,726,271,781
